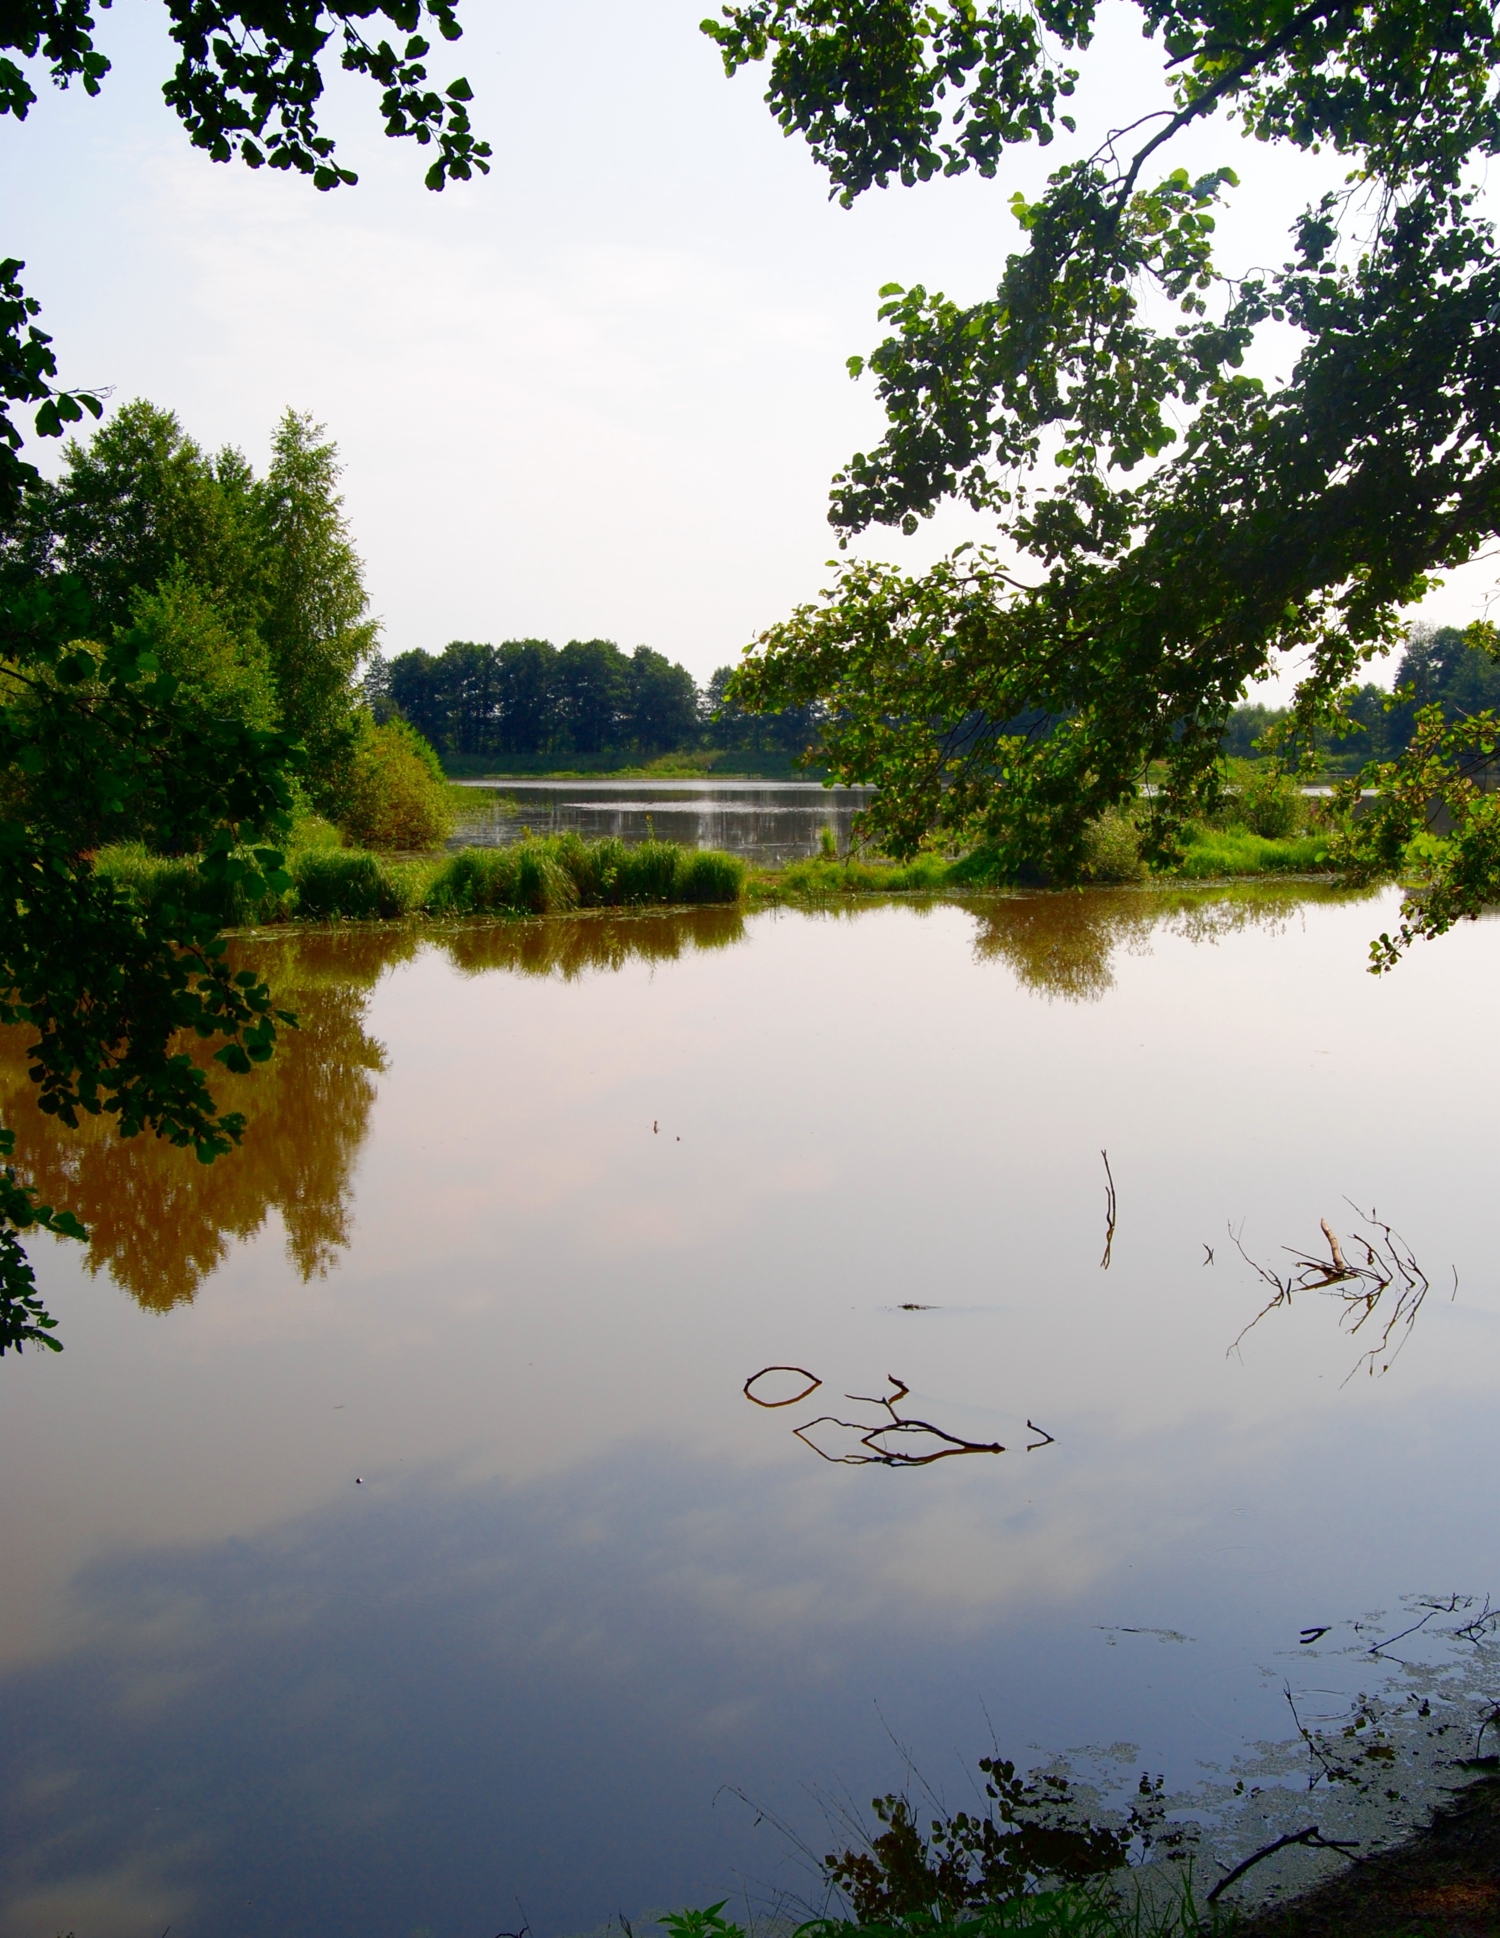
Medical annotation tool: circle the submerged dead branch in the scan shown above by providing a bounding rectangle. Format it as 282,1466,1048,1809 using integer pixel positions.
1227,1200,1449,1382
1100,1148,1117,1270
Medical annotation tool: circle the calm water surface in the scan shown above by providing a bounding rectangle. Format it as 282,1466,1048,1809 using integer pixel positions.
450,778,878,863
3,886,1500,1937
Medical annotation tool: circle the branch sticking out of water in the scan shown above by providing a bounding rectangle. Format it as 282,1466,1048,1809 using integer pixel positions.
1227,1201,1449,1382
1100,1149,1117,1270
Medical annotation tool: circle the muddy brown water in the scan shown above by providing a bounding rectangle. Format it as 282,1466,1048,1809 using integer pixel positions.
2,885,1499,1937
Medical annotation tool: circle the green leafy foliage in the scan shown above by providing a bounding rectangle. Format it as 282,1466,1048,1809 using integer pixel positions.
0,575,299,1348
0,0,489,1351
384,638,713,761
711,0,1500,942
1,2,486,514
336,715,455,851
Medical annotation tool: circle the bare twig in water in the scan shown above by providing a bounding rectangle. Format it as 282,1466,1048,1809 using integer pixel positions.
1205,1825,1361,1904
743,1366,822,1408
790,1375,1008,1467
1100,1149,1117,1269
747,1370,1031,1468
1227,1200,1443,1381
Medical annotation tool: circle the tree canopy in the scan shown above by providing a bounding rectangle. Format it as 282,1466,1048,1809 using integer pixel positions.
0,0,488,1352
709,0,1500,953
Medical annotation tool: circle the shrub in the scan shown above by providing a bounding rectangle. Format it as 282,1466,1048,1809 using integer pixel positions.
1079,809,1147,883
1233,768,1305,839
338,717,455,851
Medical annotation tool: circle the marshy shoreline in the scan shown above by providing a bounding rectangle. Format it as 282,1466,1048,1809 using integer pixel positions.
104,827,1351,937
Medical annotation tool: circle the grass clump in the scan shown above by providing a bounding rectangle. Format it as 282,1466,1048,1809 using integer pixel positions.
750,853,952,902
289,850,420,920
1176,830,1331,878
426,836,746,916
94,833,746,927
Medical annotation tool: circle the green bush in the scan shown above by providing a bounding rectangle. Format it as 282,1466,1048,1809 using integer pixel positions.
1232,768,1305,839
337,717,455,851
1080,809,1147,883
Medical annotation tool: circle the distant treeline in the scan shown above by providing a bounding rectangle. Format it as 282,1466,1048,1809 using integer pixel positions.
366,640,821,761
1225,625,1500,765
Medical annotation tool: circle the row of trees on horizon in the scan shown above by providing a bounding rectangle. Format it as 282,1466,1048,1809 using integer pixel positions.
366,639,824,761
1224,625,1500,768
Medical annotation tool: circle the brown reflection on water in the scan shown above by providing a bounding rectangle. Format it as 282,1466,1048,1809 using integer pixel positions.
0,910,747,1312
0,888,1373,1313
435,904,746,979
968,882,1377,1002
0,932,404,1311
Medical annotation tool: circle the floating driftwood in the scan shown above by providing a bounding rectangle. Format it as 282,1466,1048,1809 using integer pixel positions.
1228,1200,1451,1381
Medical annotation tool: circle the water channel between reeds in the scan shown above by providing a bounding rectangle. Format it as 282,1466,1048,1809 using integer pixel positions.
449,778,878,863
2,884,1499,1938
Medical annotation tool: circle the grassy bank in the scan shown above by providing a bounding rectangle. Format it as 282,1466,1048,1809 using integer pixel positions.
742,826,1332,904
93,820,1337,932
97,834,746,926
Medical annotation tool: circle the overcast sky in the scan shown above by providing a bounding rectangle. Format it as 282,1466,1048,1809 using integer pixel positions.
5,0,1493,689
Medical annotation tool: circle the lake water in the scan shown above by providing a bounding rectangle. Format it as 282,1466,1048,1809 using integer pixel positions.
3,885,1500,1938
450,779,878,863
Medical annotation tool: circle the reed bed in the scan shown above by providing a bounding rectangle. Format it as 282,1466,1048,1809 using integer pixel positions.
94,834,747,926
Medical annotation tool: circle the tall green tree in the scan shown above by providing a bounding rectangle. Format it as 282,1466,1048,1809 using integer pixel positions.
709,0,1500,954
557,638,631,754
0,0,489,1352
20,400,264,637
256,409,377,802
627,645,701,753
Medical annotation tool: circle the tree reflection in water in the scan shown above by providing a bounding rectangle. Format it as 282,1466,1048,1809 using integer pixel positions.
0,890,1374,1312
967,882,1378,1002
0,932,406,1311
0,909,746,1311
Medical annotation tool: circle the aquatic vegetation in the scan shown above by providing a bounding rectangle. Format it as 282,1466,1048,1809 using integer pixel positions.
95,832,748,928
1174,832,1332,879
749,853,954,901
426,835,747,913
